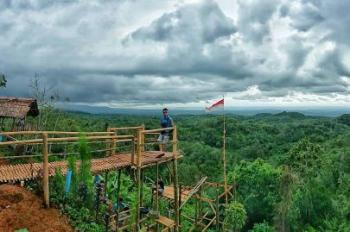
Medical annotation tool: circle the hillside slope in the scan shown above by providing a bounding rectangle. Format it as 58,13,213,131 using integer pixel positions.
0,184,73,232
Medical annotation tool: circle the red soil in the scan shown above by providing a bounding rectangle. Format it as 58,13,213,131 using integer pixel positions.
0,184,73,232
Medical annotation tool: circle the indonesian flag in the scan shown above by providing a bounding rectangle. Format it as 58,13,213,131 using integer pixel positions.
206,98,224,112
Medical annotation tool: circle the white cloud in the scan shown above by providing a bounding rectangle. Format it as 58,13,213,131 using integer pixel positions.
0,0,350,107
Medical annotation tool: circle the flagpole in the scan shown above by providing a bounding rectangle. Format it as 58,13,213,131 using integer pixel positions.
223,94,228,205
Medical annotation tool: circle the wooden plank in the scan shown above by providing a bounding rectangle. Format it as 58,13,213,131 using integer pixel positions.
156,215,175,228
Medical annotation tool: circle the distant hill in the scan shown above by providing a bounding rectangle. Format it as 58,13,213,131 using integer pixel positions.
56,103,350,117
337,114,350,126
254,113,273,118
274,111,306,119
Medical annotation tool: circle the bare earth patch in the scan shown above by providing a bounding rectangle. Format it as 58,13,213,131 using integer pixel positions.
0,184,73,232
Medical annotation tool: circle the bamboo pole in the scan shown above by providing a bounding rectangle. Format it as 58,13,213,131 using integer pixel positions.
137,129,142,168
179,184,182,226
131,137,136,165
115,169,122,232
106,128,112,157
141,124,145,152
109,126,144,132
140,170,144,208
112,129,117,155
42,133,49,208
135,129,142,231
156,162,159,214
0,131,114,136
172,126,179,231
223,95,228,205
105,171,109,197
215,183,220,231
142,127,174,134
0,135,134,146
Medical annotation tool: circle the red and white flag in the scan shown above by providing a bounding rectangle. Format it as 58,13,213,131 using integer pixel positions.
206,98,224,112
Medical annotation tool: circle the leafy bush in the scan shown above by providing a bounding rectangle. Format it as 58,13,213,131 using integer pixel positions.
224,201,247,232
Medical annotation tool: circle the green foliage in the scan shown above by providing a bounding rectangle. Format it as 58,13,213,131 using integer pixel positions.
337,114,350,126
224,201,247,232
78,135,91,184
3,111,348,231
50,168,65,205
274,166,296,232
285,138,324,178
249,222,274,232
0,73,6,88
63,205,104,232
229,159,281,226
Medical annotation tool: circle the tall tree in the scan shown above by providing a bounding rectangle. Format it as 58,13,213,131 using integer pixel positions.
0,73,6,88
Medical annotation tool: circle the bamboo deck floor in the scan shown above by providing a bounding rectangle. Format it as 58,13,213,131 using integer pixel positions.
163,186,191,201
0,151,177,182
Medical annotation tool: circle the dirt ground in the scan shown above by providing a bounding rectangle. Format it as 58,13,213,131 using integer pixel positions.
0,184,73,232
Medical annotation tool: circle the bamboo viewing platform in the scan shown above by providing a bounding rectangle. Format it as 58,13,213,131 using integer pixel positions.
0,151,178,182
0,125,232,232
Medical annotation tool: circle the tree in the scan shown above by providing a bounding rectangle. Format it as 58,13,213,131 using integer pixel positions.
249,222,275,232
0,73,6,88
275,166,297,232
285,138,323,178
229,159,281,227
224,201,247,232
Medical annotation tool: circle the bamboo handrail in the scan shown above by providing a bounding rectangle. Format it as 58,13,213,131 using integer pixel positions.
142,127,174,134
0,135,134,146
109,126,144,132
0,131,114,136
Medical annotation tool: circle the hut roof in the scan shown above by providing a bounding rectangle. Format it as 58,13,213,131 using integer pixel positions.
0,97,39,118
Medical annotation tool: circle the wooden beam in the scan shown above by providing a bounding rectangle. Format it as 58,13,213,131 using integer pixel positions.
115,169,122,232
42,133,49,208
142,127,174,134
172,126,180,232
141,124,145,152
135,128,142,231
215,183,220,231
109,126,144,132
0,135,134,146
0,131,115,136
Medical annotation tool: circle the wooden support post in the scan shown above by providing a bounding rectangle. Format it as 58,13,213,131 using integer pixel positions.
215,183,220,232
135,129,142,231
42,133,49,208
156,162,159,214
140,170,144,208
112,129,117,155
106,128,111,157
166,163,172,184
135,167,141,232
105,171,109,197
136,129,142,168
115,169,122,232
198,186,203,224
179,184,182,226
141,124,145,152
131,137,136,165
195,194,198,227
172,126,179,232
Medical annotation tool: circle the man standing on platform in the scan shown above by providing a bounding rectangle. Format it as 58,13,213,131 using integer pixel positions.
158,108,173,151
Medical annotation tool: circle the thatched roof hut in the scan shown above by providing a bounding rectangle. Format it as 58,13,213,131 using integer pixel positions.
0,97,39,119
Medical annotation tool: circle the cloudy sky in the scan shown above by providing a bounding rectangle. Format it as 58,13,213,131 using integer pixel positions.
0,0,350,108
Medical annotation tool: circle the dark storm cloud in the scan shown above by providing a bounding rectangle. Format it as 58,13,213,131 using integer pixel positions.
129,0,236,43
0,0,349,106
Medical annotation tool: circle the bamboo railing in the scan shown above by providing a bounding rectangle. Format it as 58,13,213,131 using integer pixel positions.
0,126,179,211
